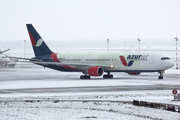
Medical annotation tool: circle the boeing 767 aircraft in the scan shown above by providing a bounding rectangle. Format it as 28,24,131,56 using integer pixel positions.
26,24,174,79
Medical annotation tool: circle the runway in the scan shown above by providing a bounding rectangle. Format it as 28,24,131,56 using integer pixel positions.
0,63,180,95
1,85,180,94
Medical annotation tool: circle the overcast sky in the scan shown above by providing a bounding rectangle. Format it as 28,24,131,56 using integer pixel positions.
1,0,180,42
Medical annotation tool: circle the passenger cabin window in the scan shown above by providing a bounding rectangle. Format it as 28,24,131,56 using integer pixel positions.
161,57,170,60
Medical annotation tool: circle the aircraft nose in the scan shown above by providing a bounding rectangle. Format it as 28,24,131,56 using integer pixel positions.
169,60,174,68
6,58,11,63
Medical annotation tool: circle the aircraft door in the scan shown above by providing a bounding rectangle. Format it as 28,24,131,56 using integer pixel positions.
81,57,84,63
149,56,154,64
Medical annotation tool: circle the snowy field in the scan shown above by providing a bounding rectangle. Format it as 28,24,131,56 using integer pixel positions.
1,99,180,120
0,62,180,119
1,93,180,120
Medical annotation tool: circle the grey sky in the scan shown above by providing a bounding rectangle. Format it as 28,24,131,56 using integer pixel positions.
0,0,180,41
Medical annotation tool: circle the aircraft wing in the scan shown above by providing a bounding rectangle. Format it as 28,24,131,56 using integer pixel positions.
7,56,43,62
24,61,114,70
0,49,10,54
9,56,114,70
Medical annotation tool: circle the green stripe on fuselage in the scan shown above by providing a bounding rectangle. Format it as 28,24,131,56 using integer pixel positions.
57,52,146,70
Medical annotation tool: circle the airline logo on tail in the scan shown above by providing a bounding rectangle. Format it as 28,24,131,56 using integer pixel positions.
36,39,44,47
28,32,44,47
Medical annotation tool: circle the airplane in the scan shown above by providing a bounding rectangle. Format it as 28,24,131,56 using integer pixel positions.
25,24,174,79
0,49,11,67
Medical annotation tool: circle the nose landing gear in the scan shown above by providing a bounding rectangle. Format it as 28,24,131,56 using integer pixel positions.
158,71,163,79
158,76,163,79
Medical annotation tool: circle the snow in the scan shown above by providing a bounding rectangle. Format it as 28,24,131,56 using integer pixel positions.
1,95,180,120
0,102,155,120
1,60,180,119
1,90,180,120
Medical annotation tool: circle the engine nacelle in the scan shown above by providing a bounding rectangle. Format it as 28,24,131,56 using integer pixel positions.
128,72,141,75
88,66,104,76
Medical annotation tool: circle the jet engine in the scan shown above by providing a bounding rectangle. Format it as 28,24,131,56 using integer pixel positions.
128,72,141,75
88,66,104,76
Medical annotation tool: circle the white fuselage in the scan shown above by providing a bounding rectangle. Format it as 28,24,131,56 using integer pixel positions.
0,54,10,64
56,52,174,72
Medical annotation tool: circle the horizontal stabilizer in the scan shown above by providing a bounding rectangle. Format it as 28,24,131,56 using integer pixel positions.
7,56,43,62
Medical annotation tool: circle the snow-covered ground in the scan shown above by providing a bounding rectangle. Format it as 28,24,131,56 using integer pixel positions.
1,100,180,120
0,63,180,119
1,93,180,120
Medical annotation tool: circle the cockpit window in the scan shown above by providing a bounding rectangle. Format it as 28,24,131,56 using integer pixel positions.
161,57,170,60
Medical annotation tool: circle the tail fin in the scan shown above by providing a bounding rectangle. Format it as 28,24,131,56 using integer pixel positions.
0,49,10,54
26,24,53,56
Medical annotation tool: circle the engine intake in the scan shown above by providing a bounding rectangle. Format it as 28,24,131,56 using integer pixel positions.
88,66,104,76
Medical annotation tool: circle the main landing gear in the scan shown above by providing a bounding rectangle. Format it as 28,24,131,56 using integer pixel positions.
158,71,163,79
80,72,114,79
80,75,91,79
103,72,113,79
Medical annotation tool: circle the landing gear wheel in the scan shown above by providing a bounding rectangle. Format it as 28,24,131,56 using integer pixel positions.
103,74,113,79
103,72,113,79
80,75,91,79
158,71,163,79
158,76,163,79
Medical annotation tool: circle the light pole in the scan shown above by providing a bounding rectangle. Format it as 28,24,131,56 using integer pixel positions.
137,38,140,53
24,40,26,59
107,38,109,53
175,37,178,69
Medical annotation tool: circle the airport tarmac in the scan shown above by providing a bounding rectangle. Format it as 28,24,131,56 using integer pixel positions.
1,61,180,120
0,63,180,95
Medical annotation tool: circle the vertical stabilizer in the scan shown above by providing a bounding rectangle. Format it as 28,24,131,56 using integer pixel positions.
26,24,53,56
